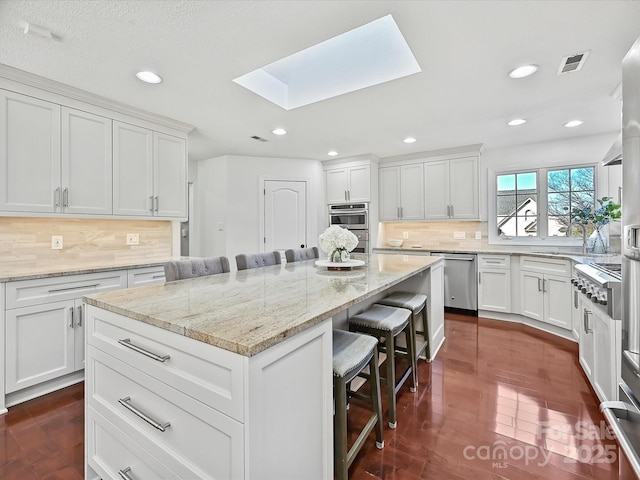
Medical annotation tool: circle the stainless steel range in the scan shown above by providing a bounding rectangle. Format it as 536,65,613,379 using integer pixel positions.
572,262,622,320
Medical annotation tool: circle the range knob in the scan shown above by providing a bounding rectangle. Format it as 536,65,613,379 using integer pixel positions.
587,292,593,298
591,295,599,303
600,298,608,305
581,287,588,294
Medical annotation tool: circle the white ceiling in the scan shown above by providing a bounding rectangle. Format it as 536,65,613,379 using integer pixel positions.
1,0,639,162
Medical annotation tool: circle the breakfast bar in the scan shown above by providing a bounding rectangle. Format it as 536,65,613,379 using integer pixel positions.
83,253,444,479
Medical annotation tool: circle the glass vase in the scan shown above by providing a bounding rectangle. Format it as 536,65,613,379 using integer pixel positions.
330,248,350,263
590,228,608,254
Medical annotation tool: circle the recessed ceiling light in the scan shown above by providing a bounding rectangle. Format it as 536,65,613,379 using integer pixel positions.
403,137,417,144
507,119,527,126
508,64,538,79
564,120,584,128
272,128,287,135
328,151,339,157
136,71,163,84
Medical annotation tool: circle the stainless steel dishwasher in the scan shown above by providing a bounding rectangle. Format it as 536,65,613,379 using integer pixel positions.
432,253,477,311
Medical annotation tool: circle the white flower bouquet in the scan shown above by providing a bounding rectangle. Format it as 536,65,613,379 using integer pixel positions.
318,225,359,263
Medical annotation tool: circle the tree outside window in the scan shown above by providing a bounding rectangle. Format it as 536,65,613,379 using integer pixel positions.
548,167,595,236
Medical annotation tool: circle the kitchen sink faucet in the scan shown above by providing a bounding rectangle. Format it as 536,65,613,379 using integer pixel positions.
566,222,588,254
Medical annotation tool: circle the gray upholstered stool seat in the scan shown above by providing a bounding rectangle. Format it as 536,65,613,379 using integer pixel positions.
284,246,319,263
163,256,230,282
332,330,384,480
348,304,417,429
235,251,281,270
376,291,430,361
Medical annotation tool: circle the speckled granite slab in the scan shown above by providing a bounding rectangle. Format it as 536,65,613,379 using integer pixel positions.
83,254,443,357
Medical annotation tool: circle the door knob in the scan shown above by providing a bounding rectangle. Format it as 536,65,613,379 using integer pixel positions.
300,244,305,248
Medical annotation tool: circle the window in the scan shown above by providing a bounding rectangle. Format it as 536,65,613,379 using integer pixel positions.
494,166,595,241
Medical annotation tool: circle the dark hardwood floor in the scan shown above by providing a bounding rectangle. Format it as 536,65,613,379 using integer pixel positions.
0,313,620,480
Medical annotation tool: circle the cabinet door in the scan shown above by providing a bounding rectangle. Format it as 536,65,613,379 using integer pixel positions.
571,288,581,340
449,156,478,219
543,274,571,330
579,302,595,382
593,307,616,402
520,271,544,321
400,163,425,220
0,90,61,212
347,165,370,202
61,107,113,215
6,300,75,393
74,301,85,372
154,132,187,217
478,269,511,313
325,169,348,204
424,160,449,219
113,121,153,216
379,167,400,220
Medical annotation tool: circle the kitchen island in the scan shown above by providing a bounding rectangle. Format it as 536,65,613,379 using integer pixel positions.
83,253,444,479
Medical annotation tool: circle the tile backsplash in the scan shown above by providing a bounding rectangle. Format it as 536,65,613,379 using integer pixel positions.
379,221,490,250
0,217,173,269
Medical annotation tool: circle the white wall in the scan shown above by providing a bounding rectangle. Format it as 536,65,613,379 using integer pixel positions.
194,155,325,267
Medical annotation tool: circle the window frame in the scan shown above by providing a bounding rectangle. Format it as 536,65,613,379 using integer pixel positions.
488,163,598,246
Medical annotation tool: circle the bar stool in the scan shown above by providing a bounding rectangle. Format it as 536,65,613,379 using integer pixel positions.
377,292,430,361
333,330,384,480
348,304,417,429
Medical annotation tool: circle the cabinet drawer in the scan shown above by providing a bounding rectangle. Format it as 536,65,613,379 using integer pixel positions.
127,266,166,287
6,271,127,309
88,407,181,480
87,346,244,479
519,256,571,276
86,306,244,421
478,254,510,269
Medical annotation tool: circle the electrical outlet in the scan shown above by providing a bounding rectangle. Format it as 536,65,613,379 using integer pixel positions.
453,231,466,240
475,231,482,240
402,231,409,239
51,236,63,249
126,233,139,245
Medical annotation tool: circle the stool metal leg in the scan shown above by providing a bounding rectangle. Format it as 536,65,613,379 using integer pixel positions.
370,349,384,449
406,324,417,393
384,332,397,429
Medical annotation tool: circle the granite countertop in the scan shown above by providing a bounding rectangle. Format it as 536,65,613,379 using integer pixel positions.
372,246,622,265
0,257,185,283
83,253,443,357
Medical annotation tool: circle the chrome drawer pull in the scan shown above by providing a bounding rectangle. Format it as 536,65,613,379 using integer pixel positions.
152,274,165,279
118,467,134,480
48,283,100,293
118,338,170,362
118,396,171,432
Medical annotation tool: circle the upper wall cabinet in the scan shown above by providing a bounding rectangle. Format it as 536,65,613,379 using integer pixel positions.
325,164,371,204
113,122,186,218
424,156,478,220
0,90,61,213
379,163,424,220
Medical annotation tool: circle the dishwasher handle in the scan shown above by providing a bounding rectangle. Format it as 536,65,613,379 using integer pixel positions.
433,253,476,261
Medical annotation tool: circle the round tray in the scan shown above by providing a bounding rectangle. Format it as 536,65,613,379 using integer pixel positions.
315,259,365,270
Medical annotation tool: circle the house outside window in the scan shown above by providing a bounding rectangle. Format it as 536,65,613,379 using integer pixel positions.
493,166,595,243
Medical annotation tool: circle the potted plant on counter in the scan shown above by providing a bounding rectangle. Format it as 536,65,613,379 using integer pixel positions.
564,196,621,253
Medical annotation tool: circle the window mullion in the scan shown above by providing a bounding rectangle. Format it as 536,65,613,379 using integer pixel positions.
539,168,548,238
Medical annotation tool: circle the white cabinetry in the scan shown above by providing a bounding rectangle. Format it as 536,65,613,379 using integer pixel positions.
3,271,126,397
477,254,511,313
424,156,478,220
325,164,371,203
86,306,332,480
519,256,571,330
0,89,61,212
127,265,166,286
113,122,187,218
579,295,621,402
379,163,424,220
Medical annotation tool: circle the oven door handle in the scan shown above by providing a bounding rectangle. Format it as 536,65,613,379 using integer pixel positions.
601,401,640,478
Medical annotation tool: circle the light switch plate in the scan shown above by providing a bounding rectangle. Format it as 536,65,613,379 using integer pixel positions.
475,231,482,240
126,233,139,245
51,236,63,249
453,231,466,240
402,231,409,239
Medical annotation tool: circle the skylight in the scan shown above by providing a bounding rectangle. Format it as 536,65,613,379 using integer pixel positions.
233,15,421,110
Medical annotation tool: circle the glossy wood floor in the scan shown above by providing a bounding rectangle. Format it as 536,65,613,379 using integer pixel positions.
0,313,620,480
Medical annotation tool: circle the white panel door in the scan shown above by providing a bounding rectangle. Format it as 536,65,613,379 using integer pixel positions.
0,90,61,212
113,121,153,216
379,166,400,220
424,160,449,219
579,301,595,381
347,165,370,202
154,132,187,218
478,269,511,313
264,180,307,252
61,107,113,214
543,274,571,330
325,169,348,204
520,271,544,321
6,300,75,393
449,156,478,219
400,163,425,220
593,307,616,401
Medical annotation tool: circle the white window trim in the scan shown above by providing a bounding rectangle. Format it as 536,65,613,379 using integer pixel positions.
488,163,598,246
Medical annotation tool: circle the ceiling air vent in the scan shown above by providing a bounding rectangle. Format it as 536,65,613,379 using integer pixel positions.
251,135,268,142
557,51,590,75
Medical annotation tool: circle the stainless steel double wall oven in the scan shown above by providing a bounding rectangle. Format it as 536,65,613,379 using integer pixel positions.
328,203,369,253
